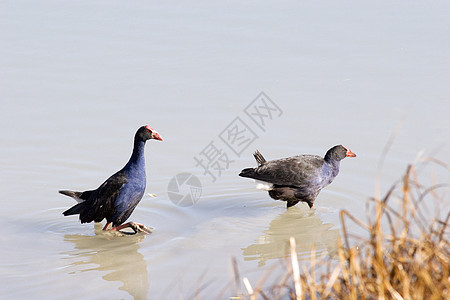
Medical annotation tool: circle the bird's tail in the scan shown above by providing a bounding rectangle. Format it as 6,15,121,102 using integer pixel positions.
253,150,266,166
239,168,256,178
240,150,266,178
62,202,85,216
59,190,84,203
60,190,95,222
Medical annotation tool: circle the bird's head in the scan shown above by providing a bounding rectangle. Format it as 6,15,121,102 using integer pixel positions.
137,125,163,142
325,145,356,162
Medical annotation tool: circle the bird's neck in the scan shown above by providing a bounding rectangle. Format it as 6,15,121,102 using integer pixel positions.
325,159,341,177
127,139,146,170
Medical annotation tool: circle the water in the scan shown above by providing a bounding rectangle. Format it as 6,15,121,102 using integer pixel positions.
1,1,449,299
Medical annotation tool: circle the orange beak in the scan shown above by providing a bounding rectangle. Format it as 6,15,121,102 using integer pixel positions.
346,148,356,157
151,131,163,141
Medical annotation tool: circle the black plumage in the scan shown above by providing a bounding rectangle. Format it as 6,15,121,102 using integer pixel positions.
239,145,356,208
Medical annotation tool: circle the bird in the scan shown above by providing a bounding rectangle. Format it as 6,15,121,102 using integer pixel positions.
239,145,356,208
60,125,163,234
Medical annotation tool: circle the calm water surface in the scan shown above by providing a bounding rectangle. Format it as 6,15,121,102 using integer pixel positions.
1,1,449,299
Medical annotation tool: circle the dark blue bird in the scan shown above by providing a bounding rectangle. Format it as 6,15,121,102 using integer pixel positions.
60,125,163,234
239,145,356,208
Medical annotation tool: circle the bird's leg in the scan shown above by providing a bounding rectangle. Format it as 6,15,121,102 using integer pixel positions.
102,222,112,230
109,222,152,234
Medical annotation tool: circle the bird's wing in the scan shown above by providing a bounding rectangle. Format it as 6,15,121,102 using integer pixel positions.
250,155,325,187
74,171,128,223
92,171,128,205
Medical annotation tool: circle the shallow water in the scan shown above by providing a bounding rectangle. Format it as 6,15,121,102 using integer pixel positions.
1,1,449,299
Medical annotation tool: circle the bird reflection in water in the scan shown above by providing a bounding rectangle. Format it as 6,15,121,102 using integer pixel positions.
242,207,340,266
63,223,150,299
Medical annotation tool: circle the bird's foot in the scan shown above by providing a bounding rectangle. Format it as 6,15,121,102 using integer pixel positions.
107,222,152,235
128,222,152,234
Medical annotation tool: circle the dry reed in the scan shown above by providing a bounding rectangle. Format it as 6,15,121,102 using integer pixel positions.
238,158,449,299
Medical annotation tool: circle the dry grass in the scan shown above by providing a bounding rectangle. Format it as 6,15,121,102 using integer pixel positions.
238,158,449,299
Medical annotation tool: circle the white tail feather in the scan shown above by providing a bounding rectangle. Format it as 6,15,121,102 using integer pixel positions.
255,180,273,191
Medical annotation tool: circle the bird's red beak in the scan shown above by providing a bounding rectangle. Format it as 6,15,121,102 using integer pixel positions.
151,131,163,141
346,148,356,157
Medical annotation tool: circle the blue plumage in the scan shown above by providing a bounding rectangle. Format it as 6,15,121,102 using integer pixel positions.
60,125,163,234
